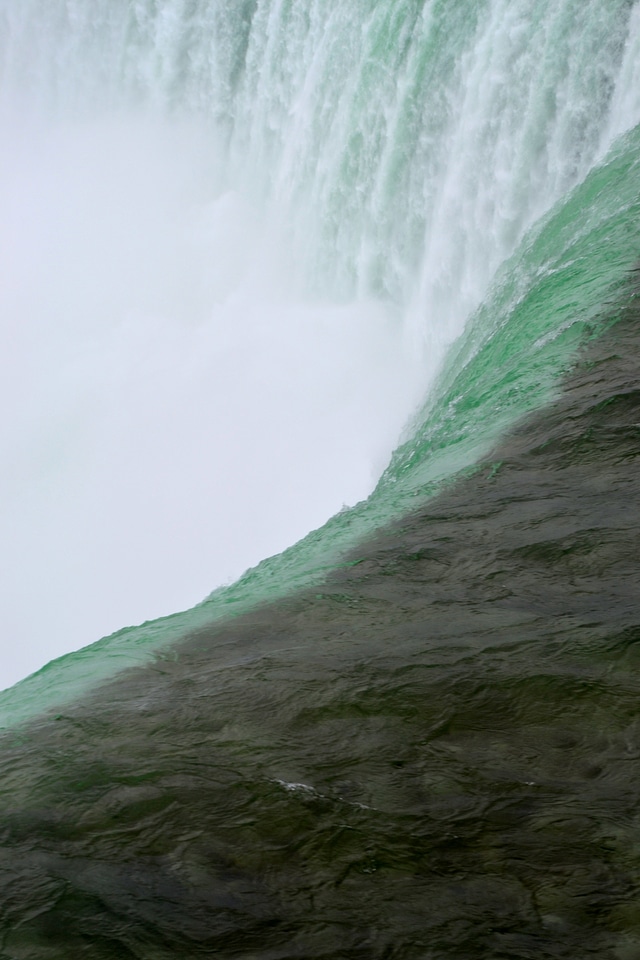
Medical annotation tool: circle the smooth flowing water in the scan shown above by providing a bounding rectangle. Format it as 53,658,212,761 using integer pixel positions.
1,1,640,956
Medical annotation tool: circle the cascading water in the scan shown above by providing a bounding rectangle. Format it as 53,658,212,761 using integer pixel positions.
1,0,640,707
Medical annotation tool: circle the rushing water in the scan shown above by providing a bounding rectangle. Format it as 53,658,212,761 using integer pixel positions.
1,1,640,956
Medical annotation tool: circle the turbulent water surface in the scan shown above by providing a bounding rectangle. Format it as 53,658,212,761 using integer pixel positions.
1,0,640,956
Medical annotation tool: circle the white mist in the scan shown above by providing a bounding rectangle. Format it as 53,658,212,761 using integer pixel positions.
0,112,421,689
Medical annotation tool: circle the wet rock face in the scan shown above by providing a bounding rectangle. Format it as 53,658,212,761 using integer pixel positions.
2,295,640,958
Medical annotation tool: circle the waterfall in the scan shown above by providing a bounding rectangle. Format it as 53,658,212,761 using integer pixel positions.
0,0,639,698
2,3,640,957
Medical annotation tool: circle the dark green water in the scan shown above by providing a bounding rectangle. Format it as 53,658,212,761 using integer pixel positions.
2,285,640,958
